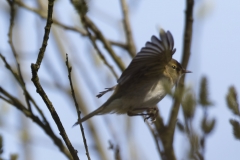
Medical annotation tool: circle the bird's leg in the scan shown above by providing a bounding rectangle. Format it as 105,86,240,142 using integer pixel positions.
127,111,148,116
145,107,159,122
127,107,159,122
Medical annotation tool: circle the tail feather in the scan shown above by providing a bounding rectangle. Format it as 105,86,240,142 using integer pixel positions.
72,106,104,127
73,94,120,127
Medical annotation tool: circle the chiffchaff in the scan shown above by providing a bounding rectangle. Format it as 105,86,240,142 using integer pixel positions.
73,29,191,126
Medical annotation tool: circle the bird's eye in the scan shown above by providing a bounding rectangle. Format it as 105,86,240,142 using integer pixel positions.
172,65,176,70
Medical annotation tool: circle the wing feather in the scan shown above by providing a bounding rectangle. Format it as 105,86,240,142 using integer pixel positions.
117,29,176,85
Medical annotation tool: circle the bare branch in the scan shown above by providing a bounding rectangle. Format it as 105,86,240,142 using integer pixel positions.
0,87,72,159
108,141,122,160
31,64,79,160
146,120,164,160
15,0,86,34
85,25,118,79
65,54,91,160
0,54,48,124
34,0,54,69
7,0,33,112
120,0,136,57
167,0,194,156
50,24,109,160
15,0,127,50
83,16,126,71
29,0,79,159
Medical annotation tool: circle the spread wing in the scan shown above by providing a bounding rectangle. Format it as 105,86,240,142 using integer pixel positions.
117,29,176,85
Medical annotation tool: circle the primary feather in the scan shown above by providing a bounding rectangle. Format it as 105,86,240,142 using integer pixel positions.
117,29,175,85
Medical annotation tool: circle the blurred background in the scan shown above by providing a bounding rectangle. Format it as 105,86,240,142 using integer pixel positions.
0,0,240,160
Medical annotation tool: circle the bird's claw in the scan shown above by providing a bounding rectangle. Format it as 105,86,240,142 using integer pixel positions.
144,107,159,123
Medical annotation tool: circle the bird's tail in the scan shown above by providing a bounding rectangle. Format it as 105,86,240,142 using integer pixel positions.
72,106,104,127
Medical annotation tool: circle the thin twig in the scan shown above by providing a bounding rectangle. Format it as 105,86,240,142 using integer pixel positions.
74,2,121,78
7,0,23,83
29,0,79,159
65,54,91,160
50,24,109,160
15,0,127,50
146,120,164,160
69,2,118,159
152,1,194,159
0,87,72,159
7,0,32,112
71,1,120,79
15,0,86,34
166,0,194,157
0,53,48,126
34,0,54,69
109,40,127,49
81,19,118,79
108,141,122,160
0,95,14,105
84,16,126,71
0,54,22,85
31,64,79,160
120,0,136,57
16,0,125,72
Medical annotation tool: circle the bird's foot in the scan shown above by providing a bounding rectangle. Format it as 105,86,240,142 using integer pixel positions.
127,107,159,123
144,107,159,123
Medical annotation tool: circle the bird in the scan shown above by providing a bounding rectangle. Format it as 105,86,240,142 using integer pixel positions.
73,29,191,126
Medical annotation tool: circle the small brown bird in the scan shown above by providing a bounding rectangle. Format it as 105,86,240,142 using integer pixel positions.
73,29,191,126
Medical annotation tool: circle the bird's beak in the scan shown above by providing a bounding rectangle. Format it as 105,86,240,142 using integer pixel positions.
183,69,192,73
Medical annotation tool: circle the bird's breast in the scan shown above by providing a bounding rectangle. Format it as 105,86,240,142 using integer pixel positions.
103,78,173,114
142,80,167,105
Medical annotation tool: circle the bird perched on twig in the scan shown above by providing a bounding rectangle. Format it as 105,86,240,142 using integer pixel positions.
73,29,191,126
